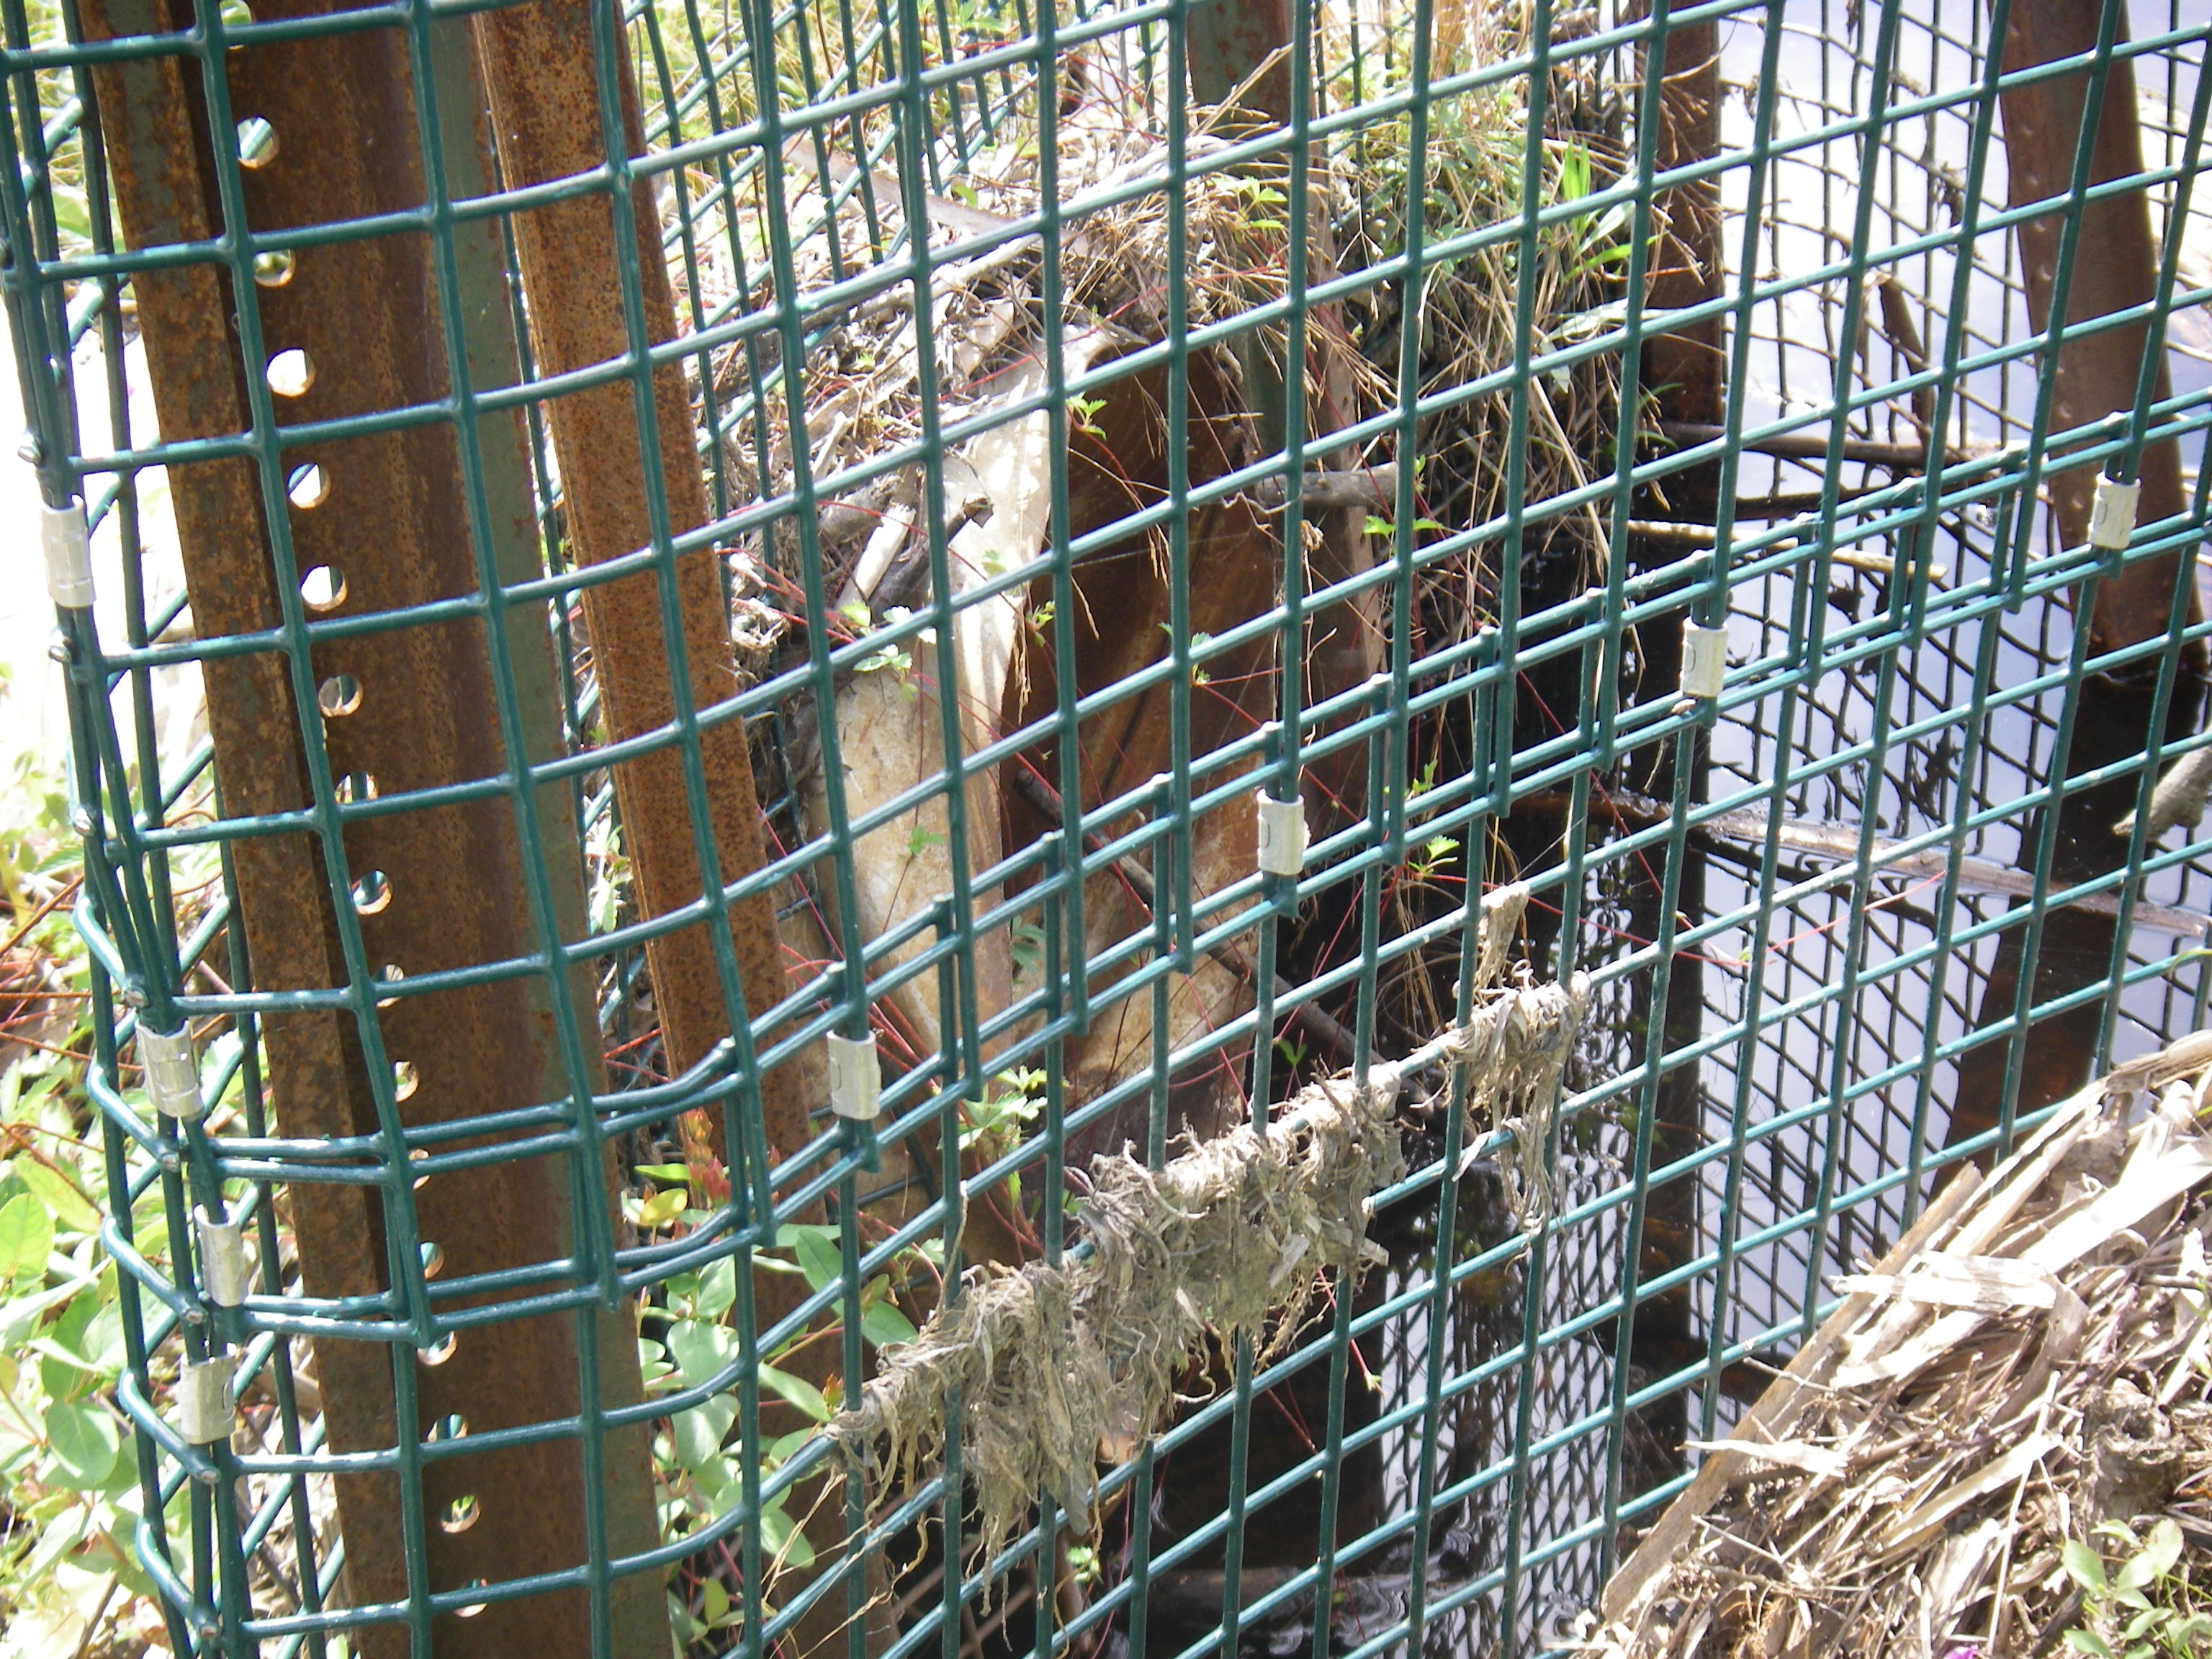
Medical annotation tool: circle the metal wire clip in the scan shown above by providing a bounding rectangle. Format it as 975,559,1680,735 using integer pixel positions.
42,498,91,609
1255,791,1308,877
141,1026,205,1120
2089,475,2140,552
175,1354,238,1444
827,1030,882,1120
1679,622,1728,700
194,1208,251,1308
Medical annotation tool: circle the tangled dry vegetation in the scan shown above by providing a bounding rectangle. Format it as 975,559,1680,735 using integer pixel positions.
650,0,1634,1164
1586,1035,2212,1659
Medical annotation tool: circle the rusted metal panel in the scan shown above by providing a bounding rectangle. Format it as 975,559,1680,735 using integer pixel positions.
2000,0,2200,654
80,1,663,1650
1187,0,1378,833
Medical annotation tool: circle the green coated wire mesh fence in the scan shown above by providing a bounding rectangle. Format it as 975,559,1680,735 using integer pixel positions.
7,0,2212,1653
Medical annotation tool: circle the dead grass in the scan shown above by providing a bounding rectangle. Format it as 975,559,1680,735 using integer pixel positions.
1586,1035,2212,1659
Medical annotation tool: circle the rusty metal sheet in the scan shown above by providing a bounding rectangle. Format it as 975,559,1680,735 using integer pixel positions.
1002,349,1275,1156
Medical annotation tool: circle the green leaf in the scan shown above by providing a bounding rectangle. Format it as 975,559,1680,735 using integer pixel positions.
2121,1609,2162,1641
0,1271,102,1346
45,1398,120,1488
634,1164,691,1184
861,1298,919,1349
759,1499,816,1569
21,1502,86,1578
2064,1539,2110,1596
2063,1632,2114,1659
0,1192,53,1283
14,1159,98,1234
757,1364,830,1423
1362,513,1391,536
695,1259,737,1321
2138,1516,2183,1579
634,1188,686,1228
701,1577,732,1629
691,1451,737,1505
766,1428,816,1466
37,1336,99,1404
666,1320,738,1390
81,1299,125,1376
672,1396,736,1473
671,1601,707,1647
2113,1589,2152,1611
787,1230,836,1292
46,188,91,243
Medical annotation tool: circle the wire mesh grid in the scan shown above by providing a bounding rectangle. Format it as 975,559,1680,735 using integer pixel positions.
6,0,2212,1656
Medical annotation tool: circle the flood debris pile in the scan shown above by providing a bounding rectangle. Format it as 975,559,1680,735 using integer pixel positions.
1586,1036,2212,1659
827,1067,1406,1571
832,887,1590,1573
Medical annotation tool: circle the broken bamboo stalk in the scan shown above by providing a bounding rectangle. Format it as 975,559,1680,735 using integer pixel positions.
809,464,1403,564
1659,419,1987,470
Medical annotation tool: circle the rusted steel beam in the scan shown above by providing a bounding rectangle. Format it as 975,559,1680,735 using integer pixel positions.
466,9,888,1653
2000,0,2200,654
1947,1,2210,1154
1187,0,1293,119
468,3,809,1172
75,16,408,1648
79,2,662,1652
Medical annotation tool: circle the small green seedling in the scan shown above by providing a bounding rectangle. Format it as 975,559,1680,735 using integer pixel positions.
2062,1518,2209,1659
